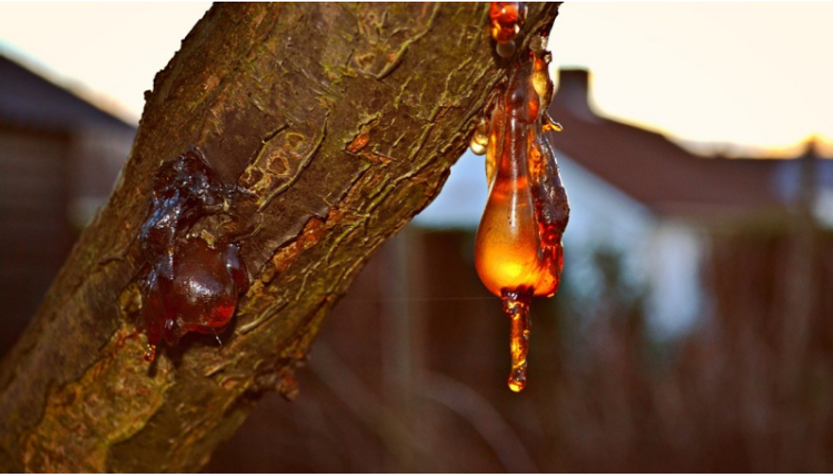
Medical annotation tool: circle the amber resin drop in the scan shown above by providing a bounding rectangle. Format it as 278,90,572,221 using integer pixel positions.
142,237,248,362
475,49,569,392
489,2,528,58
489,2,527,43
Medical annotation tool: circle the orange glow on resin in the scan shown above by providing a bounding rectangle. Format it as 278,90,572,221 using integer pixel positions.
474,48,570,392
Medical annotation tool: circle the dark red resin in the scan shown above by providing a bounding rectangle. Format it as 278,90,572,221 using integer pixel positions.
137,149,248,361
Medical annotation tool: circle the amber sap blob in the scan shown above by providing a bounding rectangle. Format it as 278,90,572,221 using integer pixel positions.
474,54,569,392
138,149,249,362
142,238,248,361
475,64,566,299
489,2,527,58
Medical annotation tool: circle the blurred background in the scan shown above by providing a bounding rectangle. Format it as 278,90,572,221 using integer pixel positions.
2,3,833,472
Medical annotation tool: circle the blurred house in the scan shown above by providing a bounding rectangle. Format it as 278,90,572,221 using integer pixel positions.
0,54,135,354
544,69,830,338
418,68,821,338
209,69,833,472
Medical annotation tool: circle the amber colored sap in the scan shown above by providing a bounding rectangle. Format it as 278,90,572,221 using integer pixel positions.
474,60,561,299
473,53,569,392
475,120,543,297
489,2,526,43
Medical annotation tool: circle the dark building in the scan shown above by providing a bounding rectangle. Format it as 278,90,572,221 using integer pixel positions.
0,54,135,354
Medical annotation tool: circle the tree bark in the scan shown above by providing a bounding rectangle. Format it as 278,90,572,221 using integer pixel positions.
0,3,560,471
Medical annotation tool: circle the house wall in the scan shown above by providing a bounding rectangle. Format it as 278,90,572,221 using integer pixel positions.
0,126,72,353
411,150,488,229
67,125,134,228
646,220,708,338
556,150,655,292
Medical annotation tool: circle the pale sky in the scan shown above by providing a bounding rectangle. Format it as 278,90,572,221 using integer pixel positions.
0,2,830,157
551,2,833,157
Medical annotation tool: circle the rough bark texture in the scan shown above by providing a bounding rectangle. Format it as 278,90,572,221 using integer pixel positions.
0,3,560,472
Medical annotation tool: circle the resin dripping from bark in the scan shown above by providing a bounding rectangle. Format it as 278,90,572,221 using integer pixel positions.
137,149,249,361
474,48,569,392
502,288,532,392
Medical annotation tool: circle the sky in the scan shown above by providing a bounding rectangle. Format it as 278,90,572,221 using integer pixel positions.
0,2,213,123
0,2,831,157
551,2,833,158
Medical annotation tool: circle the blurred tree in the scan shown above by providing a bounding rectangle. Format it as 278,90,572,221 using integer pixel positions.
0,3,561,472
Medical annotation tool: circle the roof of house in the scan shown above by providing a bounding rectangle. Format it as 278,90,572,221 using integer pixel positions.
0,54,134,132
548,69,811,221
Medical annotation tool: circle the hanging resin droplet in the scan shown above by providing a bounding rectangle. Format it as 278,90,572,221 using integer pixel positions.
470,116,490,156
490,2,527,58
475,47,569,392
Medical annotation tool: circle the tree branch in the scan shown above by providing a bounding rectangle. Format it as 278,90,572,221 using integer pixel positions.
0,3,560,471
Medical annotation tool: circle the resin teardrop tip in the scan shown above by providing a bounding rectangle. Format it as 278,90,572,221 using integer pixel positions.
508,370,527,392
